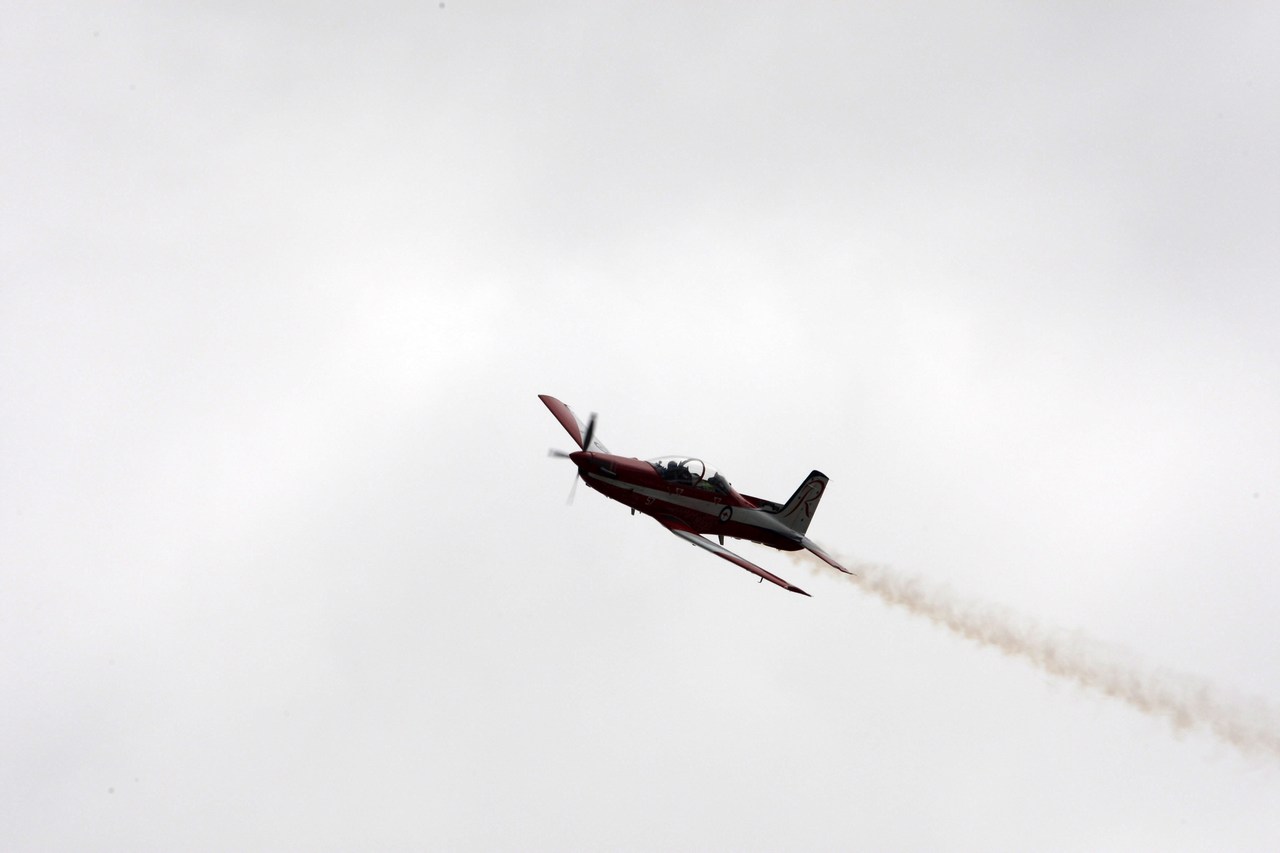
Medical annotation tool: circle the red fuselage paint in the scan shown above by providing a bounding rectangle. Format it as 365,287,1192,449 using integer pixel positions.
568,451,804,551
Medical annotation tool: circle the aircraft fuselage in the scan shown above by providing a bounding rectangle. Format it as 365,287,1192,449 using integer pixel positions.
569,450,805,551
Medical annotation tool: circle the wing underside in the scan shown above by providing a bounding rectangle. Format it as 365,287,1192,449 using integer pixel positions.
656,517,810,596
538,394,610,454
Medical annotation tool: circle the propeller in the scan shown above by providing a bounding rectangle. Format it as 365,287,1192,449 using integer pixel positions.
547,412,598,505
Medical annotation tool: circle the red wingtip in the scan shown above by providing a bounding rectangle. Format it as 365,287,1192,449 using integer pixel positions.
539,394,586,449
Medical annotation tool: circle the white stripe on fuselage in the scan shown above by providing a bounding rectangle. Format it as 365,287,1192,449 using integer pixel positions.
583,472,802,542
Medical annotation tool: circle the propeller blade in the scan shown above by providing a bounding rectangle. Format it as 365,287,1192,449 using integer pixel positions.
548,447,580,503
581,412,598,452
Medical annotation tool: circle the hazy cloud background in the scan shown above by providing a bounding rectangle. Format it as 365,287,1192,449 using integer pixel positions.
3,2,1279,850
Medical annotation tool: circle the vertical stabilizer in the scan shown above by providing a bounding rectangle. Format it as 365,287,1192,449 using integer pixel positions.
774,471,828,535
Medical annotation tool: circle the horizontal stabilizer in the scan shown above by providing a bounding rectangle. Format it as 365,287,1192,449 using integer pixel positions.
801,537,855,575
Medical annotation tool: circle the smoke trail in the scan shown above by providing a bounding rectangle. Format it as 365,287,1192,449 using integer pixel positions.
798,555,1280,759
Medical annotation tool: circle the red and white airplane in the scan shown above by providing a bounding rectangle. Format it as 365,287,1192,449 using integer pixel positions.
540,394,854,596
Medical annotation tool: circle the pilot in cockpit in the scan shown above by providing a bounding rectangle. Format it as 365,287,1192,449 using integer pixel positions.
663,460,693,484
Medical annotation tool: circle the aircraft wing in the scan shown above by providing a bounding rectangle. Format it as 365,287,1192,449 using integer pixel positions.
538,394,610,453
656,516,810,596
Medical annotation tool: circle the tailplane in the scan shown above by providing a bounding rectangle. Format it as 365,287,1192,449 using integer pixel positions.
800,536,856,576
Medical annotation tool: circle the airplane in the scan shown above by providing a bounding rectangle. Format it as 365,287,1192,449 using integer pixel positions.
540,394,854,596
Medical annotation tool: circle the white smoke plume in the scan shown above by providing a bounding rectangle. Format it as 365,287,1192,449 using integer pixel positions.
799,555,1280,760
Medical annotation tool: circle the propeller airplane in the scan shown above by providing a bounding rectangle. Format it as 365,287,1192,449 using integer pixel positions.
540,394,854,596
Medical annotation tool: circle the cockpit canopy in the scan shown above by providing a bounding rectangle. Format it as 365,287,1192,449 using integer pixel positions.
647,456,733,495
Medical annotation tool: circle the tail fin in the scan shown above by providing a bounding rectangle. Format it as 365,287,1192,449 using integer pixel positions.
774,470,828,536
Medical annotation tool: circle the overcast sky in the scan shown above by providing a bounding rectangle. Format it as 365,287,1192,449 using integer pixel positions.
4,2,1280,850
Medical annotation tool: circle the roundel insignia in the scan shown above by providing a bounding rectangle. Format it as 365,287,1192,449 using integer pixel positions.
719,506,732,523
